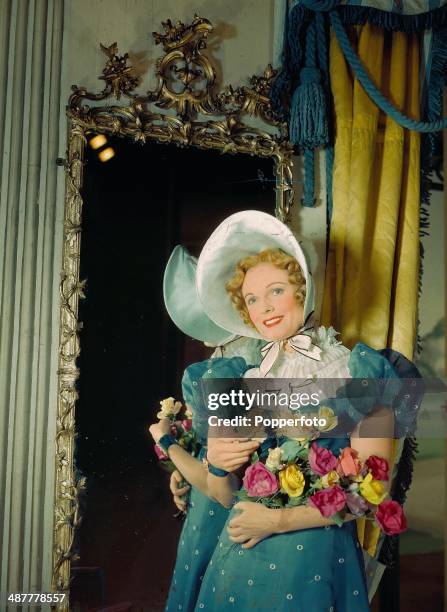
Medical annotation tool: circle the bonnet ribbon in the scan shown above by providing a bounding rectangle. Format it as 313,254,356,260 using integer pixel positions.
259,324,322,377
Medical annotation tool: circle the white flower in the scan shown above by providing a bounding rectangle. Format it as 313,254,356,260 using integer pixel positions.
265,447,284,472
157,397,182,419
317,406,338,432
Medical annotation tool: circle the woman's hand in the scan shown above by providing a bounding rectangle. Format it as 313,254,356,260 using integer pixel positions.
148,418,171,444
227,501,280,549
170,469,190,512
207,438,260,473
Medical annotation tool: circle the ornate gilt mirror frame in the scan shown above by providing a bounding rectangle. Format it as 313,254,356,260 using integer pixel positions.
53,15,294,604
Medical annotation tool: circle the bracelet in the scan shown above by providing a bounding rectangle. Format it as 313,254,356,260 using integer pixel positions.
203,456,229,477
158,434,178,454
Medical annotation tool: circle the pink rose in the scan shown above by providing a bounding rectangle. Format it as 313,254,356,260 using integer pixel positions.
346,492,369,516
309,485,347,518
181,419,193,432
243,462,279,498
365,455,389,481
154,444,168,460
337,447,362,477
309,442,338,476
375,500,407,535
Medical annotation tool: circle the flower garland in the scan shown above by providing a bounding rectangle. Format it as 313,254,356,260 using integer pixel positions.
152,397,200,472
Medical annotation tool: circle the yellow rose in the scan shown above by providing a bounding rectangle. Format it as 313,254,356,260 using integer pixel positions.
321,470,340,488
359,473,387,505
157,396,182,419
279,464,305,498
317,406,338,432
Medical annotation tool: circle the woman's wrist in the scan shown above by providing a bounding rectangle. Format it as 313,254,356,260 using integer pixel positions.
274,505,354,534
274,506,315,534
158,433,178,454
203,454,229,477
207,462,229,477
274,508,289,534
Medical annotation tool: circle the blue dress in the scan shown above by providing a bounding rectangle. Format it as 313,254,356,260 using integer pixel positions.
165,356,257,612
193,340,413,612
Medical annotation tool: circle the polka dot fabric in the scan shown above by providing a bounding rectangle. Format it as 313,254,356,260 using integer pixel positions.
193,336,395,611
195,519,369,611
165,486,229,611
167,352,260,610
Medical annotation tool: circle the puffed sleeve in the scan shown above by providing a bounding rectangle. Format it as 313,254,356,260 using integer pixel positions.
318,344,397,431
181,361,209,408
344,342,401,424
182,357,250,444
377,347,423,437
323,343,422,437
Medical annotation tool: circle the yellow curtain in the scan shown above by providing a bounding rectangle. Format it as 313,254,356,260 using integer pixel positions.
322,25,421,554
323,24,420,359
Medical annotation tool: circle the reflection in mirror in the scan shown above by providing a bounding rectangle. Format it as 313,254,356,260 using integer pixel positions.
70,134,276,609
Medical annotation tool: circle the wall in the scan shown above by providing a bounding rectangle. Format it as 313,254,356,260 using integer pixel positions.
64,0,276,92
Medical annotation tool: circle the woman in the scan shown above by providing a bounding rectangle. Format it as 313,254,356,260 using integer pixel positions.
190,210,403,611
148,245,263,612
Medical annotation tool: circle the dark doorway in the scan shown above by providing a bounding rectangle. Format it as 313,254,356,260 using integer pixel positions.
71,135,276,610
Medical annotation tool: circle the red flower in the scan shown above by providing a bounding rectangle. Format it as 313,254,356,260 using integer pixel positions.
365,455,389,481
375,500,407,535
309,485,347,518
154,444,168,460
181,419,193,432
243,462,279,497
308,442,338,476
337,447,361,477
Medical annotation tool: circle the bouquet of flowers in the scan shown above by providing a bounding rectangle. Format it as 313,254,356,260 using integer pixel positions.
152,397,200,472
236,436,407,536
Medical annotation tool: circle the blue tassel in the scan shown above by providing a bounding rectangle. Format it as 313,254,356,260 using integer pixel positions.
290,66,328,149
270,3,308,118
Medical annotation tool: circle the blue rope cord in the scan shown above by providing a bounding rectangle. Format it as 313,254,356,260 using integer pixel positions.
305,17,317,69
302,149,316,207
329,10,447,132
316,12,329,86
270,3,308,118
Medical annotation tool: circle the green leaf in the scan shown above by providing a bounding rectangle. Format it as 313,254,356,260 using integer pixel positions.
285,495,306,507
330,512,344,527
297,448,309,460
253,494,286,509
279,440,303,462
234,493,250,504
250,451,259,464
308,481,323,492
265,500,285,508
158,460,175,474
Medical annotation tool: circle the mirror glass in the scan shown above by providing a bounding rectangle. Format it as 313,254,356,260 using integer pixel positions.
70,134,276,609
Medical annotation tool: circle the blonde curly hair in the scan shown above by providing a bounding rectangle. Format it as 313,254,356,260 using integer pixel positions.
225,248,306,329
